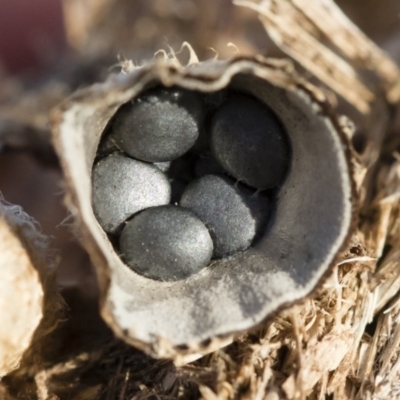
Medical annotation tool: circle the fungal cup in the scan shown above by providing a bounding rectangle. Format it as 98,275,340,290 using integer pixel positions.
52,57,355,358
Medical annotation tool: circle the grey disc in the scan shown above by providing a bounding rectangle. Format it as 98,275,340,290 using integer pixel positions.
110,87,205,162
211,93,290,189
180,174,270,258
120,205,214,281
92,153,171,234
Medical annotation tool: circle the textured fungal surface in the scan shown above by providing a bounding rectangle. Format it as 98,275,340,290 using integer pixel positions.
92,86,284,281
211,94,290,189
181,174,270,258
54,57,355,356
120,205,213,281
92,153,171,234
110,87,205,162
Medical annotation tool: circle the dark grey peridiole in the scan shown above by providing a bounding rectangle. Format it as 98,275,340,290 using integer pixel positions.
211,94,290,190
119,205,214,281
92,153,171,234
180,174,271,258
93,89,288,281
110,87,205,162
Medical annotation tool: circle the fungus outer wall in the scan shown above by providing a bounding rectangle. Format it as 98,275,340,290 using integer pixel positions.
54,59,354,356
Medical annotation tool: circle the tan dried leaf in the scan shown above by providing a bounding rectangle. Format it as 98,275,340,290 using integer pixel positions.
0,200,44,376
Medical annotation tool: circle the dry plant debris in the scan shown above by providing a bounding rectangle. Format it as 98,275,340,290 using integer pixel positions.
1,0,400,399
0,196,62,380
0,198,45,378
52,53,357,359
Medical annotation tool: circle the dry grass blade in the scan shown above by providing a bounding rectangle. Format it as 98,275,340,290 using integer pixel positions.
234,0,375,114
290,0,400,104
